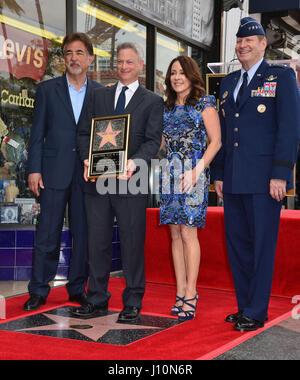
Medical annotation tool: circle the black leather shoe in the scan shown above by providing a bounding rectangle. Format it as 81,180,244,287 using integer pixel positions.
225,311,243,323
23,295,46,311
71,303,108,319
234,315,264,331
117,306,140,323
226,311,268,324
69,292,88,306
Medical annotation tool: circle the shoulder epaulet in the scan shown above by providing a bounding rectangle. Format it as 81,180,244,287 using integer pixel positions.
267,63,289,70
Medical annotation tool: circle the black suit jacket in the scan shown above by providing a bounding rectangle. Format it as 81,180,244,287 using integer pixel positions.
28,75,102,190
77,83,163,195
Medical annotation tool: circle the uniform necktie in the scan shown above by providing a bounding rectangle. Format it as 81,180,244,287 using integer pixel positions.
236,72,248,107
115,86,128,115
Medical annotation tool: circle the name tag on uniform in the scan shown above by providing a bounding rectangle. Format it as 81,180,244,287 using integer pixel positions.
251,82,277,98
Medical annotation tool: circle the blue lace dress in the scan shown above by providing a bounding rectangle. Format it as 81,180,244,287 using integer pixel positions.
159,95,217,228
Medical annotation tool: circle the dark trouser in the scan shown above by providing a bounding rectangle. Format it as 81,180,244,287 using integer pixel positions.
28,182,88,298
84,193,148,309
223,193,282,322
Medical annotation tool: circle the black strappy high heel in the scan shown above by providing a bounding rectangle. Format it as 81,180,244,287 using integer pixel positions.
178,293,199,321
171,295,184,316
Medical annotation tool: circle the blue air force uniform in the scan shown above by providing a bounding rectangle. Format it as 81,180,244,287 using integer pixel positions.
211,18,300,323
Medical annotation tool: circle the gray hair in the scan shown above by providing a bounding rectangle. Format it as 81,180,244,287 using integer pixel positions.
116,42,144,62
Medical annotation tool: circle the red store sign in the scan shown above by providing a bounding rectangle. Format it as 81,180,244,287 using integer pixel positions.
0,22,50,82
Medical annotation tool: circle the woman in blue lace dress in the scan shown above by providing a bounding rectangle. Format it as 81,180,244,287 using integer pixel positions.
160,56,221,321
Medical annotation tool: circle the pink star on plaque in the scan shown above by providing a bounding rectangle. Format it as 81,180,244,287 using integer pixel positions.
97,122,121,149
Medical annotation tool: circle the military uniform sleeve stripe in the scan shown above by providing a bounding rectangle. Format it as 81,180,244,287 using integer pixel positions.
210,163,224,170
272,160,294,169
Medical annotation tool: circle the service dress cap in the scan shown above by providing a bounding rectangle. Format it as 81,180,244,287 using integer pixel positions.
236,17,266,38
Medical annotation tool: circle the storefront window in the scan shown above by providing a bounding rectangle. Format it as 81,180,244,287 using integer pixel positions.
264,15,300,87
77,0,147,85
0,0,65,223
155,31,191,97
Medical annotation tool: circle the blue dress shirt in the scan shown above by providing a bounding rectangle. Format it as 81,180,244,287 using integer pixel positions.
66,74,87,124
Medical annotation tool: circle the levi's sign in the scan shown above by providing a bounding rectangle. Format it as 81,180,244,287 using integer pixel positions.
0,23,50,81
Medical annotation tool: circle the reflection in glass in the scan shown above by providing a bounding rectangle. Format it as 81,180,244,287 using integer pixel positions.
155,32,191,97
0,0,66,203
112,0,215,47
77,0,147,85
0,0,65,38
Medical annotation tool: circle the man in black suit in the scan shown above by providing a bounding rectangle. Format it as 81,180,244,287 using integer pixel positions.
75,42,163,322
24,33,102,311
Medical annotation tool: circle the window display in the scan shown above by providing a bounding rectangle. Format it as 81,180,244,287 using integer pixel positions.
0,203,19,224
0,0,66,223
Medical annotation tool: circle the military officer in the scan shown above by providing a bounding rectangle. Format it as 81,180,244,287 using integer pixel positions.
211,17,300,331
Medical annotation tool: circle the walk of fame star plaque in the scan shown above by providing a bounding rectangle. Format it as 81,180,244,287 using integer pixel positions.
88,115,130,179
0,306,181,345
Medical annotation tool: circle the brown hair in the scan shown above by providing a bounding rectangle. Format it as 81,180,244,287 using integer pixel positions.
62,33,94,56
165,56,206,110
